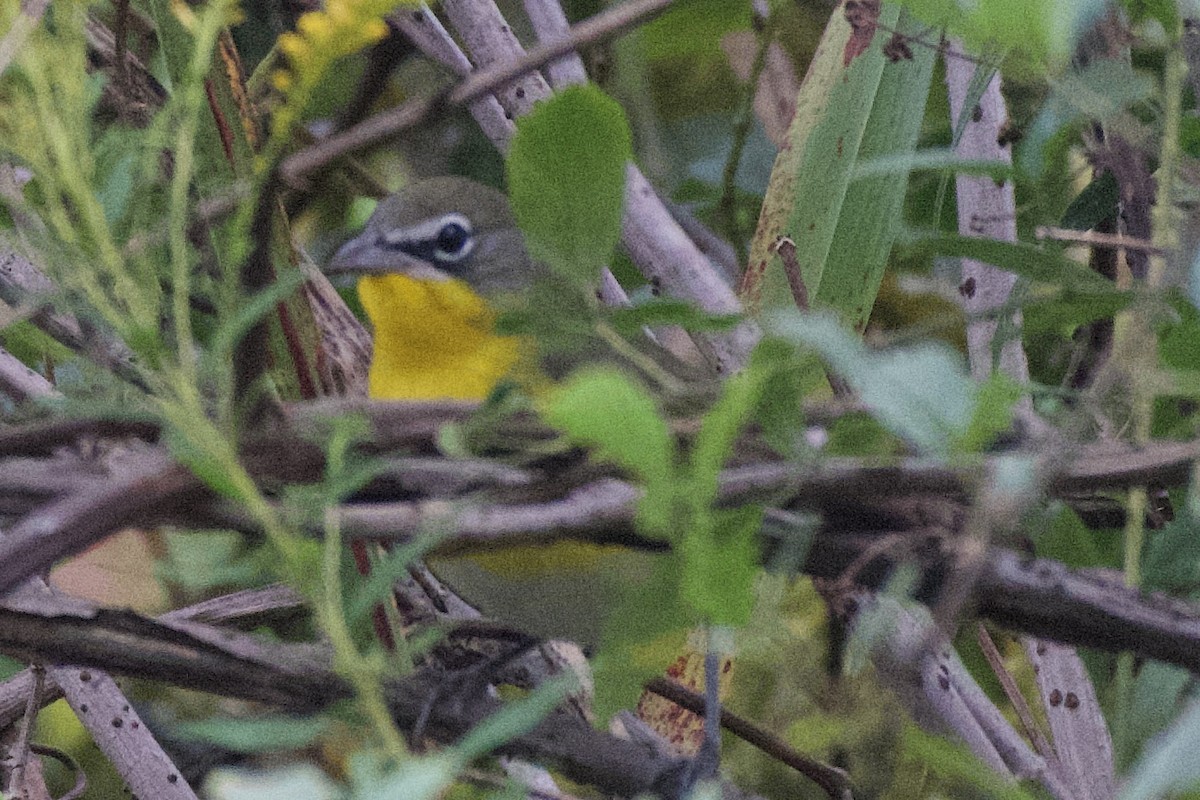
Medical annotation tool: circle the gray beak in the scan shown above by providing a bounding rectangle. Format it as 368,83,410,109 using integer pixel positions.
326,234,427,276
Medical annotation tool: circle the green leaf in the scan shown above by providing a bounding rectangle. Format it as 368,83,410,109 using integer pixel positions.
592,553,692,721
543,367,675,537
954,372,1020,453
347,752,462,800
206,764,340,800
178,715,329,753
1122,698,1200,800
1022,284,1133,337
744,2,900,312
689,365,769,502
506,85,632,284
767,313,976,455
675,363,770,623
819,9,937,334
1059,172,1118,231
898,0,1107,65
1143,515,1200,594
607,299,741,335
1020,59,1154,176
163,427,243,500
94,129,140,229
1122,0,1177,29
1125,661,1192,763
1033,504,1103,570
901,723,1039,800
906,233,1114,290
680,505,761,625
851,149,1011,181
456,676,574,762
206,268,309,365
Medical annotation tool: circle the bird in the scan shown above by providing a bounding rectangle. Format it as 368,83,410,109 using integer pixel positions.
326,176,665,649
328,177,732,777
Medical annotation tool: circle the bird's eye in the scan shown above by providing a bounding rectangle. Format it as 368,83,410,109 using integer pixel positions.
433,215,474,263
376,212,476,268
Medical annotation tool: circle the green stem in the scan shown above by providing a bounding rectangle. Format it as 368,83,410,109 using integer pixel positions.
716,14,776,269
322,507,409,760
595,320,684,393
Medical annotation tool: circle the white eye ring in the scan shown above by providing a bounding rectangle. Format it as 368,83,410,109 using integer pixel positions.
379,212,475,264
432,214,475,262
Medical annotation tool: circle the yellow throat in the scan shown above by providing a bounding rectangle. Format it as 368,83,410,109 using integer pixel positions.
357,273,520,401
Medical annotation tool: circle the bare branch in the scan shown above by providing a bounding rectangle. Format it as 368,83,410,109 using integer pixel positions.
944,42,1029,386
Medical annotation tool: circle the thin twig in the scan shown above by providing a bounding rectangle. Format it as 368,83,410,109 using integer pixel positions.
976,625,1058,764
1035,225,1164,256
113,0,130,86
716,9,776,268
770,236,808,311
523,0,590,87
644,677,854,799
6,665,45,798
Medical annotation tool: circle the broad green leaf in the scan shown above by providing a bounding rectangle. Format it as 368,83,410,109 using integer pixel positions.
689,364,770,502
681,363,771,624
1059,173,1118,231
94,130,140,229
820,9,938,334
206,764,340,800
638,0,749,59
743,2,899,314
1034,504,1102,569
767,313,976,455
1122,698,1200,800
543,367,675,537
347,752,462,800
897,0,1107,64
1162,293,1200,369
1143,515,1200,593
1021,284,1133,337
1020,59,1153,176
1125,661,1192,763
1122,0,1177,29
507,85,632,284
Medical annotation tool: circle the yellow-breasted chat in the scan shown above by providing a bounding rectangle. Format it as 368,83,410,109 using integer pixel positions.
326,176,666,650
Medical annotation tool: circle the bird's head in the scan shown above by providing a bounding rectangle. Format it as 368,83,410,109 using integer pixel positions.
328,176,536,296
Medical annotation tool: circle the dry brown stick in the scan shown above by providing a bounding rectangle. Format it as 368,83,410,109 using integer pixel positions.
0,585,305,732
0,451,205,597
975,624,1058,764
644,677,854,800
0,599,697,799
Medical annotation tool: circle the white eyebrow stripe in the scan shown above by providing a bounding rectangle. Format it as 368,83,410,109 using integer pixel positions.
380,213,473,246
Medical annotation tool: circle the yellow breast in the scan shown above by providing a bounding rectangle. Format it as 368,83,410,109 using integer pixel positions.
358,269,636,646
357,273,521,401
